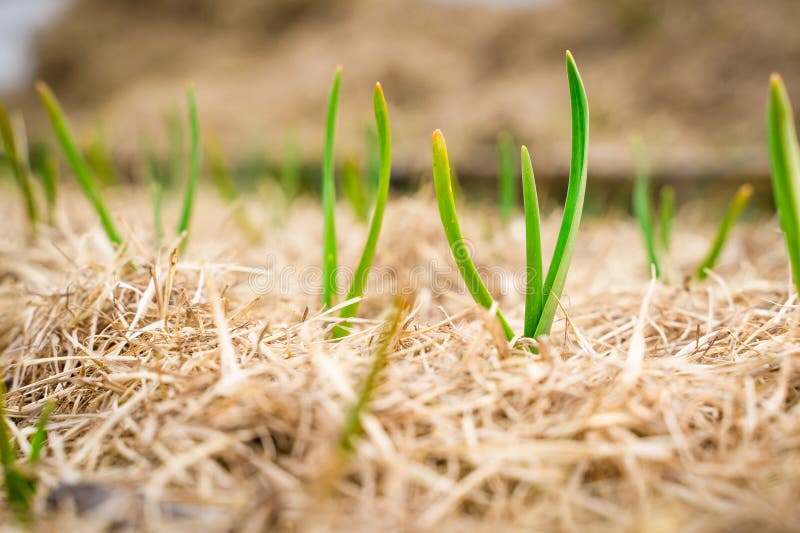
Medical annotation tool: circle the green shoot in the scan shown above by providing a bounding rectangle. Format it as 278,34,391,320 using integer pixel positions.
143,141,167,243
532,51,590,338
176,85,201,251
164,105,185,189
432,129,515,340
36,82,122,245
322,67,343,309
205,136,261,242
0,102,39,233
521,146,543,338
0,381,19,477
431,52,588,341
280,132,302,202
767,74,800,292
206,137,237,202
0,398,31,525
333,83,392,338
28,143,58,226
84,125,118,187
631,135,660,278
658,184,675,256
498,132,517,225
339,295,408,454
39,157,59,226
0,382,53,524
694,184,753,280
342,155,369,223
28,401,54,463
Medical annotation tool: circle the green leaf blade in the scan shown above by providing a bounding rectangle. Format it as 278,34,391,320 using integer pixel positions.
631,135,660,278
521,146,543,338
498,132,516,225
29,401,54,463
534,51,590,338
36,82,122,245
176,85,201,250
342,156,369,223
339,296,408,453
432,129,515,340
658,184,675,256
281,133,302,202
0,103,39,232
695,184,753,280
322,67,343,309
767,74,800,292
334,83,393,338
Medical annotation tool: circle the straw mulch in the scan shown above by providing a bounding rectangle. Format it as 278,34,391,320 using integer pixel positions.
1,187,799,532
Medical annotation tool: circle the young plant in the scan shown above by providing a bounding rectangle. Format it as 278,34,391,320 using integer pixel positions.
767,74,800,293
432,131,515,339
280,132,302,202
0,102,39,234
694,184,753,280
322,67,343,309
28,143,59,226
142,141,167,242
333,83,393,338
339,295,408,453
176,85,201,251
497,132,517,226
342,155,369,223
658,184,675,256
431,51,589,341
0,379,54,525
164,105,185,190
36,83,122,245
205,136,261,242
521,146,543,338
631,135,660,278
84,124,118,187
38,157,59,227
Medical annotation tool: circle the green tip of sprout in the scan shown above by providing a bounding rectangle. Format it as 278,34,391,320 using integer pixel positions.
631,135,661,279
431,128,515,340
658,184,675,260
205,135,261,242
338,295,408,453
36,81,122,246
333,80,393,338
533,50,589,337
521,145,543,338
0,381,53,524
498,131,517,225
431,53,588,342
767,73,800,292
695,183,754,280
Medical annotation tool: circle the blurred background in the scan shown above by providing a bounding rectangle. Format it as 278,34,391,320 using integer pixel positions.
2,0,800,191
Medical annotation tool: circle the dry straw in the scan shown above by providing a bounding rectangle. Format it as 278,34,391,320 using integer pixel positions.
1,185,798,531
